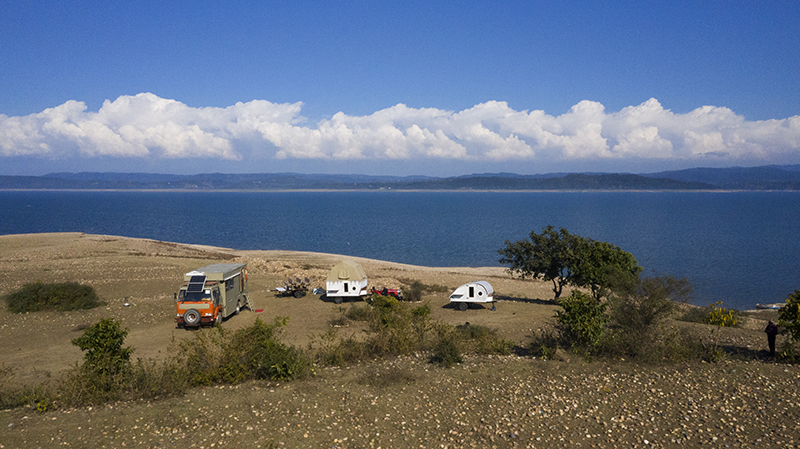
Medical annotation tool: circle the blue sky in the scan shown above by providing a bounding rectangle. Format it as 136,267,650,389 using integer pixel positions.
1,1,799,176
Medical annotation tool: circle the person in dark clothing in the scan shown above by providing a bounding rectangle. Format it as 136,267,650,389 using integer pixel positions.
765,320,779,356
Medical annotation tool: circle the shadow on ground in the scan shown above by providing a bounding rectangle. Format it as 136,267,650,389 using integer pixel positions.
494,294,554,306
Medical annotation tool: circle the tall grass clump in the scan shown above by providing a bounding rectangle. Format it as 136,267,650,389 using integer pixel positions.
405,281,425,302
312,328,367,367
0,365,50,411
429,322,513,367
601,275,711,363
400,279,450,302
3,281,103,313
345,304,372,322
364,296,432,357
680,305,712,324
454,322,514,355
600,275,699,362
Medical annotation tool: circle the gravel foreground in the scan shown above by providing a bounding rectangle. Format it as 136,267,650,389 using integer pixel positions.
2,355,799,448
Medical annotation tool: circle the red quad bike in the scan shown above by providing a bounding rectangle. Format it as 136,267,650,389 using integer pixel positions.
367,286,403,304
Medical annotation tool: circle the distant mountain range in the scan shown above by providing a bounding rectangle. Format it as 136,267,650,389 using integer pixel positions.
2,165,800,190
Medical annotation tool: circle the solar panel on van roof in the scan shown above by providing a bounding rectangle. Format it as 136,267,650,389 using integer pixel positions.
187,275,207,292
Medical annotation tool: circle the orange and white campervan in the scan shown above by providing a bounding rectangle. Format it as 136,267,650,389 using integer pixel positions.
175,263,250,328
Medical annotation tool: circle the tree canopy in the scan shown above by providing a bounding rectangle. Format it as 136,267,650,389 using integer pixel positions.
498,225,642,300
778,290,800,344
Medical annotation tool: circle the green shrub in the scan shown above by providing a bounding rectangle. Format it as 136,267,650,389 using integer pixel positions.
345,304,372,322
312,329,367,367
56,319,193,407
600,323,705,364
313,301,433,364
128,357,190,401
431,338,463,368
708,301,737,327
555,291,609,353
372,294,399,311
4,281,103,313
777,290,800,361
180,317,311,385
231,318,309,381
528,327,560,359
365,298,428,357
609,276,687,330
778,290,800,342
454,323,513,355
71,318,133,375
680,305,711,324
412,303,431,318
399,279,450,302
310,296,507,368
601,276,696,362
180,328,224,386
406,281,425,302
58,318,135,405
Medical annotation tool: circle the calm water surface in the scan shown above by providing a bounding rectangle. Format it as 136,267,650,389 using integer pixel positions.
1,190,798,310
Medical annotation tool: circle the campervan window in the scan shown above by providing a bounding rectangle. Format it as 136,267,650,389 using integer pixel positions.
184,290,212,301
225,276,236,291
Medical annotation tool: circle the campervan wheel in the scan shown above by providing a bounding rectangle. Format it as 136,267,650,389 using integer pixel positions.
184,309,201,326
457,302,468,311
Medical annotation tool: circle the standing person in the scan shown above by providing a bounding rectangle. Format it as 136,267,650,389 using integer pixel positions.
765,320,779,356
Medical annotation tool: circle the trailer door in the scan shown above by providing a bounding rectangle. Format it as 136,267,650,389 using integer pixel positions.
469,285,474,298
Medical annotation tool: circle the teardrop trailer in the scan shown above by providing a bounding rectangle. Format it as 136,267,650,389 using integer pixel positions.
175,263,251,328
449,280,496,311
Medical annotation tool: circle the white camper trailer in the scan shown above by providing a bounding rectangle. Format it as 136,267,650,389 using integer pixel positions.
449,281,495,311
325,260,368,304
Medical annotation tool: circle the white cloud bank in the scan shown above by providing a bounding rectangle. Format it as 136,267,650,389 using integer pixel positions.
1,93,799,166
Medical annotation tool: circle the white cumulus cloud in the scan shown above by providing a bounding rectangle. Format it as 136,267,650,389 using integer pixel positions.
1,93,799,166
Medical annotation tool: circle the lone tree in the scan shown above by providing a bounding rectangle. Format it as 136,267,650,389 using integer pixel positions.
574,239,643,300
498,225,642,301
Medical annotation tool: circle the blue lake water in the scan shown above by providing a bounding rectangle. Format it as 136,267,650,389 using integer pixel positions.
1,190,798,310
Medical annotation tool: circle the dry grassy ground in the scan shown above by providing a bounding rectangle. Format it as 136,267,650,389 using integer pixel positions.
0,232,798,448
